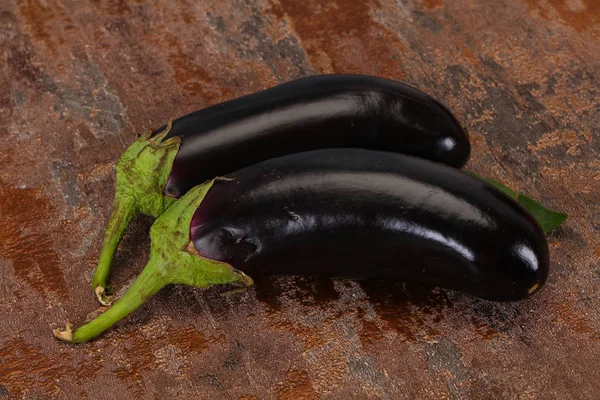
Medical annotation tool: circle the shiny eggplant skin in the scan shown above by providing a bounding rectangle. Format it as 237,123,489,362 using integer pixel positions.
190,149,549,302
154,74,471,198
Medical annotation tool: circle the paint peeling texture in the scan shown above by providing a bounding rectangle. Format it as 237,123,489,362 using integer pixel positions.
0,0,598,398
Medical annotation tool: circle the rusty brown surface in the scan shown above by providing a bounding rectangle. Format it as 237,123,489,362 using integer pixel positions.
0,0,598,398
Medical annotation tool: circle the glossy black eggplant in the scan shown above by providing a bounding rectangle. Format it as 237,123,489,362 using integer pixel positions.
57,149,548,343
190,149,548,300
93,74,471,303
158,74,471,197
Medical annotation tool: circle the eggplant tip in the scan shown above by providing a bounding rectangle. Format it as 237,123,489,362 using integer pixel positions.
95,286,112,306
53,323,73,342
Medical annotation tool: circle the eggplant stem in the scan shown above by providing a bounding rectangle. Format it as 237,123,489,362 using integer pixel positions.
60,182,254,342
58,258,167,343
92,191,137,301
91,124,181,303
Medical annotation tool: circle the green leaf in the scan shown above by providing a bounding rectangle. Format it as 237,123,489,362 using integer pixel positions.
515,193,568,234
466,171,567,233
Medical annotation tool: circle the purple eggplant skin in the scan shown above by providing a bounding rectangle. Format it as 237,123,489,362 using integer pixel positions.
190,149,549,302
153,74,471,198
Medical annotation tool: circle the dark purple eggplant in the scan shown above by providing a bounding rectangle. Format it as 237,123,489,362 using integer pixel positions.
93,74,471,304
57,149,547,343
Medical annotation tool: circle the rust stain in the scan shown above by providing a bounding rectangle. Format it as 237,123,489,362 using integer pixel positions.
254,277,344,350
423,0,444,10
459,43,478,64
0,182,68,301
525,0,600,32
268,316,325,351
98,0,133,16
159,32,233,103
162,32,213,98
17,0,76,54
273,368,318,400
356,306,386,347
114,334,157,391
594,244,600,259
528,130,590,156
17,0,56,49
113,324,223,395
270,0,405,76
0,338,63,397
0,337,105,398
165,326,225,353
553,301,597,336
470,316,499,341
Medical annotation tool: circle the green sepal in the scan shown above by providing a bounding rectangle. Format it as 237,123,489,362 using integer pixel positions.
92,122,180,303
56,181,253,343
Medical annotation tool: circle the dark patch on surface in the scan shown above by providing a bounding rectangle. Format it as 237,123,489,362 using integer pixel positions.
197,373,223,389
426,341,467,398
206,12,226,33
552,225,586,248
293,276,341,306
223,340,244,369
59,55,127,140
12,90,27,106
274,36,312,75
445,64,472,94
51,161,82,207
2,12,57,93
254,276,341,312
359,280,452,342
412,10,442,33
545,72,558,95
426,341,467,379
108,213,154,288
253,276,289,312
0,386,8,399
516,82,547,113
591,213,600,232
565,69,595,90
481,57,505,74
238,9,312,78
470,299,521,334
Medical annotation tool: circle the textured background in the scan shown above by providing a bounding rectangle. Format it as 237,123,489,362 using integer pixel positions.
0,0,599,398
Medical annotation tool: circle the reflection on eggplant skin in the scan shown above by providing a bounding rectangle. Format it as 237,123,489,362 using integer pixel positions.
513,243,540,274
191,149,549,301
176,96,361,158
380,218,476,263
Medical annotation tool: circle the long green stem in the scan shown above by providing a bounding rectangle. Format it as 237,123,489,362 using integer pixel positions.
57,182,253,343
91,123,181,304
92,191,138,304
57,256,167,343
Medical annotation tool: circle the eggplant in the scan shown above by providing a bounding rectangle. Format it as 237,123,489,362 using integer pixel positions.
93,74,470,304
56,149,547,343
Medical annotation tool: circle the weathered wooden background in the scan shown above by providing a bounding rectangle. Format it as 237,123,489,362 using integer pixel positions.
1,0,599,398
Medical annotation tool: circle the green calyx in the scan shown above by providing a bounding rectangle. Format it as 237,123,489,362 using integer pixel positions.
55,181,253,343
92,122,181,304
